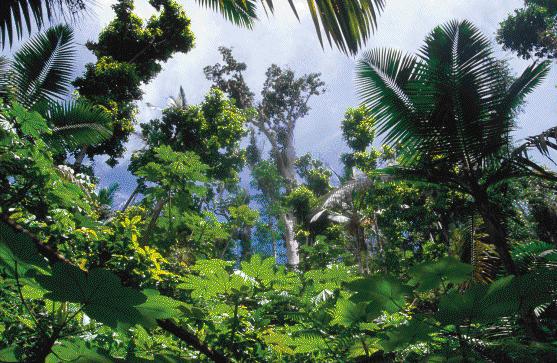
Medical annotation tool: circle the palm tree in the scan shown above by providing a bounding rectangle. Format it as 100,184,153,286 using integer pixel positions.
311,174,376,273
196,0,385,55
355,20,554,275
0,25,111,156
0,0,89,48
97,182,120,220
167,86,188,109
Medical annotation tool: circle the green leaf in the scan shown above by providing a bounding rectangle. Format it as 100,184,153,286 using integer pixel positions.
347,337,380,358
512,269,557,313
198,1,385,55
45,100,113,150
21,284,46,299
292,334,328,354
437,270,557,326
0,0,86,48
381,318,435,352
177,259,234,299
346,275,411,318
152,354,195,363
46,339,112,363
0,220,49,277
261,331,295,355
0,347,19,362
330,298,368,327
408,257,473,291
135,289,183,328
10,102,50,138
11,25,75,106
436,278,515,325
195,0,258,28
240,254,275,287
305,264,356,292
35,263,149,328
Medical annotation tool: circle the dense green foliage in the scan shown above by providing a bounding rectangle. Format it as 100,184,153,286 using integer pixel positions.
498,0,557,59
1,1,557,362
73,0,194,166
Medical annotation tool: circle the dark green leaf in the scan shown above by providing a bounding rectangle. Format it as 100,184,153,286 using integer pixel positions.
346,275,411,318
408,257,473,291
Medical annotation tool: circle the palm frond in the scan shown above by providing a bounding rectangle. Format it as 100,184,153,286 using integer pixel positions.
199,0,385,55
514,125,557,162
98,182,119,207
486,154,557,189
51,122,112,147
375,165,468,193
471,239,499,283
0,0,88,48
0,56,9,98
302,0,385,55
489,60,551,163
465,215,498,283
356,48,419,154
44,100,112,150
11,24,75,107
321,175,374,210
416,20,510,166
512,241,557,273
495,61,551,132
310,173,389,223
168,86,188,109
358,20,550,177
195,0,258,28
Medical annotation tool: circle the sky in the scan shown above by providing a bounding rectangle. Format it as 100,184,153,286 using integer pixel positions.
62,0,557,206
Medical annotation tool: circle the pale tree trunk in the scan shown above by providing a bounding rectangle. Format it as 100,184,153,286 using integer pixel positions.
282,213,300,267
270,222,278,262
277,130,300,268
73,145,88,171
254,111,301,267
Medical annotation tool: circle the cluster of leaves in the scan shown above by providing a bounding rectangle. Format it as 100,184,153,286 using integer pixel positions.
73,0,195,165
497,0,557,59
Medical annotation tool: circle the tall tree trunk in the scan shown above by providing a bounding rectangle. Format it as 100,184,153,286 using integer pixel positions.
473,189,548,341
122,185,139,211
282,213,299,268
277,131,301,268
73,145,88,171
473,193,517,276
354,226,366,274
239,225,252,260
143,198,166,244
